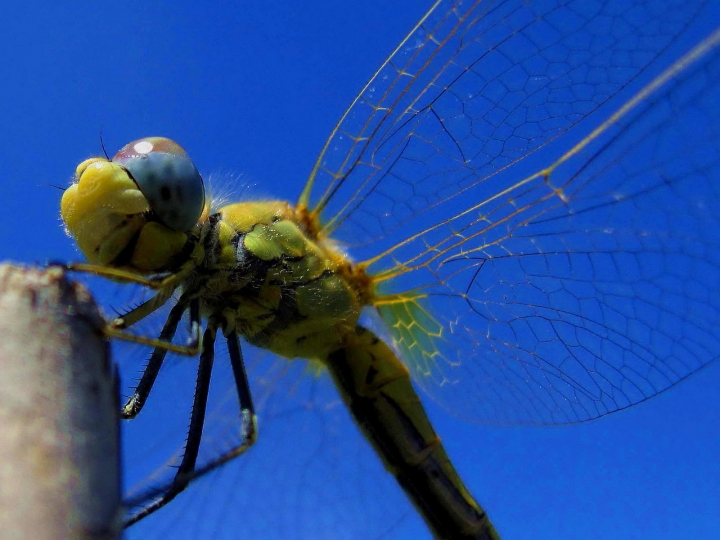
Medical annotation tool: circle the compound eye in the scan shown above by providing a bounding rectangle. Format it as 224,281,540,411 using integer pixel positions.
113,137,205,231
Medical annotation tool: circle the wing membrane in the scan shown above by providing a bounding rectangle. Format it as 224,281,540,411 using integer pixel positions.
300,0,708,253
375,26,720,423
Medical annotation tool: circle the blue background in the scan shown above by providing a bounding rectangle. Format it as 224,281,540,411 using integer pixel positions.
2,1,719,539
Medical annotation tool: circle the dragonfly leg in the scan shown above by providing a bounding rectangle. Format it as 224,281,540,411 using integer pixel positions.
124,317,218,526
123,323,258,527
121,298,192,418
106,291,201,356
54,260,202,354
109,286,178,330
59,259,197,291
162,330,260,486
160,330,259,486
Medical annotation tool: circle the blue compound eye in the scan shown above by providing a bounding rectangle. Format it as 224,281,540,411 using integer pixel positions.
113,137,205,232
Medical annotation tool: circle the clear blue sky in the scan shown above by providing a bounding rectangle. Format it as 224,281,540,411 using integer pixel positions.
2,1,719,539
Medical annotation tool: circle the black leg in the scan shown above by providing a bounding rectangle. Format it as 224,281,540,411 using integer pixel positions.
227,330,255,419
183,330,258,481
124,319,217,526
121,298,189,418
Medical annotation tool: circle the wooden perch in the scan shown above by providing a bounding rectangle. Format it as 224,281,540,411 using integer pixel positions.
0,264,121,540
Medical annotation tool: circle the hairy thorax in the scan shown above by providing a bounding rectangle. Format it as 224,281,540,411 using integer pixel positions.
192,201,364,361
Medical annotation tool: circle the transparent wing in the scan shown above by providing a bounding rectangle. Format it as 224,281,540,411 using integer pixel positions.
377,28,720,424
300,0,708,246
300,0,720,424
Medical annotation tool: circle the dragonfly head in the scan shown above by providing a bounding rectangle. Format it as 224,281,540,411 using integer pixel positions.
61,136,206,271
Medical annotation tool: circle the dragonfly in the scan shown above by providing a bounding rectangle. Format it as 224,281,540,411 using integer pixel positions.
58,0,720,538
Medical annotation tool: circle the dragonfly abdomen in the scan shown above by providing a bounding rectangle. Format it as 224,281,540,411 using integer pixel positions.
327,326,499,540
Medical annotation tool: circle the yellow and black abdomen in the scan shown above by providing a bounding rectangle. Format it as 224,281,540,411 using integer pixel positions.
326,326,499,540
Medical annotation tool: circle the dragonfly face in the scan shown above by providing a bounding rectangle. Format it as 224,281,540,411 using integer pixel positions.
57,0,720,538
61,138,203,270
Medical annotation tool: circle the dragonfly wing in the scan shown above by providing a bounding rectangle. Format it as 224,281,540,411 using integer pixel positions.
298,0,720,423
375,26,720,424
299,0,708,248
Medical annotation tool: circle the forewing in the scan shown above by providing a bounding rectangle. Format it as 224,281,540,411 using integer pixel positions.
299,0,707,249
